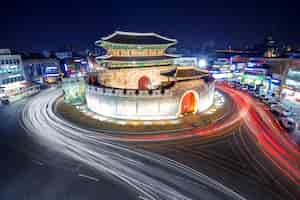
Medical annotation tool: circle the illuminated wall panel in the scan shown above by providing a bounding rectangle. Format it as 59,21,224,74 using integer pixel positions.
85,82,215,120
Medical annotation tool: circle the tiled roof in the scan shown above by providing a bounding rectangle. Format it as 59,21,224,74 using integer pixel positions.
100,31,177,45
175,68,203,78
99,55,176,62
161,67,208,79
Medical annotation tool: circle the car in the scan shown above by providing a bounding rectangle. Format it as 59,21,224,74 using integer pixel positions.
293,123,300,136
266,98,277,105
282,109,292,117
271,105,283,116
262,97,270,104
280,117,296,131
241,86,248,91
0,96,9,104
254,92,260,98
248,90,255,95
228,82,235,88
235,84,242,89
248,87,255,91
270,103,279,109
259,94,266,101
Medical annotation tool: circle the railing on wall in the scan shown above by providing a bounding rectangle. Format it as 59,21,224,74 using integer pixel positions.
87,85,173,97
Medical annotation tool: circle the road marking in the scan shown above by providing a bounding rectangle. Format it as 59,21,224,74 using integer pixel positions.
78,173,99,182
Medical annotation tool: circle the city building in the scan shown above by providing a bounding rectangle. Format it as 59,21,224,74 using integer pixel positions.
0,49,25,97
210,49,263,80
174,57,197,67
60,56,88,77
266,58,300,110
241,61,274,95
0,49,39,102
22,54,61,84
84,31,215,120
263,36,279,58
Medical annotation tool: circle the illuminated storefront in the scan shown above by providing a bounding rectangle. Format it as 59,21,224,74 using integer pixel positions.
23,57,60,84
281,68,300,113
0,49,28,99
61,57,88,77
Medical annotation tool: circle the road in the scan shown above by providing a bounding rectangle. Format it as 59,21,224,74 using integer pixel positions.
0,98,137,200
19,88,245,200
1,84,299,199
138,83,300,200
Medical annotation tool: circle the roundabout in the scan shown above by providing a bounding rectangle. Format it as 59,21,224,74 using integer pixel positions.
18,83,300,200
19,87,247,200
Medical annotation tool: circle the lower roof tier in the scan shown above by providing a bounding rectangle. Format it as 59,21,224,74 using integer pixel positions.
98,56,177,68
161,67,211,81
98,55,177,62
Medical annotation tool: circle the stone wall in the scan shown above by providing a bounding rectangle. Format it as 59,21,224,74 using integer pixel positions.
85,79,215,120
86,86,178,120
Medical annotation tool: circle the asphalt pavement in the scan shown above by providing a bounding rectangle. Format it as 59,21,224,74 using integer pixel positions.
0,99,137,200
1,86,299,200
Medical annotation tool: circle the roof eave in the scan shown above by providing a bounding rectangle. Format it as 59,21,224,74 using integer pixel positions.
100,31,177,45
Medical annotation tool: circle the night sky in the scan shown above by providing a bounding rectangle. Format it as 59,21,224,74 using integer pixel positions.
1,0,300,52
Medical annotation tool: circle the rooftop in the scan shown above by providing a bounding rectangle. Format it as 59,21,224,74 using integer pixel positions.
161,67,209,80
97,31,177,45
98,55,179,62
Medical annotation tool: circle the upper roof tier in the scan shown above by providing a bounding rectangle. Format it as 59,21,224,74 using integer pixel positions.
96,31,177,46
97,54,179,62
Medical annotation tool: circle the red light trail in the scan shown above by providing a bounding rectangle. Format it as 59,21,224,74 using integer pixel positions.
217,83,300,185
111,82,300,185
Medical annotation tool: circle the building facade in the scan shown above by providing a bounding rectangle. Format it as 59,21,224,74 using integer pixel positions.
23,57,60,83
0,49,26,98
266,58,300,112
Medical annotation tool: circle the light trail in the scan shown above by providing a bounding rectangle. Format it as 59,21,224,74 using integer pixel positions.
217,83,300,186
20,89,246,200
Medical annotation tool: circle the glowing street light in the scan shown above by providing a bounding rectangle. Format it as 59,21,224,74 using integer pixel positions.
198,59,207,68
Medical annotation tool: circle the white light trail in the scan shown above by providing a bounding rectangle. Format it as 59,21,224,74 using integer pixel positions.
20,88,247,200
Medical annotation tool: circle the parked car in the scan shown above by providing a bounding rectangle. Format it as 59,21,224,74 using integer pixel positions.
280,117,296,131
235,84,242,89
282,109,292,117
271,106,283,116
0,96,9,104
228,82,235,88
266,98,277,105
262,97,270,104
248,90,255,95
254,93,260,98
241,86,248,91
259,94,266,101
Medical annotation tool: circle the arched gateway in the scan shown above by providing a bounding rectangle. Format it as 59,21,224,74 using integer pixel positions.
138,76,150,90
180,91,197,114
